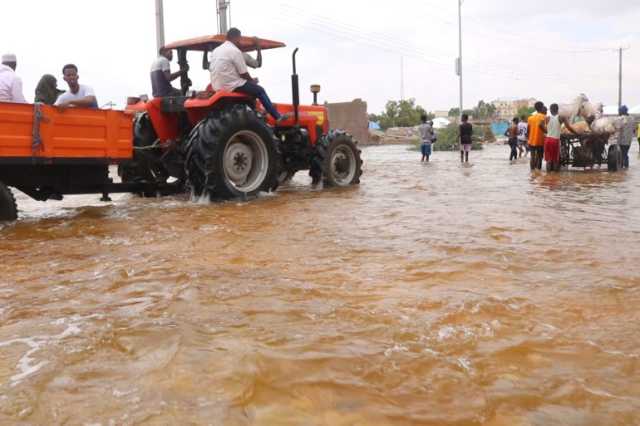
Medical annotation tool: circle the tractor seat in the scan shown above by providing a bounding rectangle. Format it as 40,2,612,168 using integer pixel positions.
160,96,189,113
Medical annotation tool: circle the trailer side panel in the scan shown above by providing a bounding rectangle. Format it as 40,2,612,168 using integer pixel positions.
0,103,132,161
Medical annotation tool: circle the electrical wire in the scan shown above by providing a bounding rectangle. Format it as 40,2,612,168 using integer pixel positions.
271,7,613,83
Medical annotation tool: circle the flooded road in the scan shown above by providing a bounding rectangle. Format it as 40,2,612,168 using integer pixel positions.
2,144,640,425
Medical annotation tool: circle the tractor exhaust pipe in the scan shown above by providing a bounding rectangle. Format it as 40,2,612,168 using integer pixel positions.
291,48,300,125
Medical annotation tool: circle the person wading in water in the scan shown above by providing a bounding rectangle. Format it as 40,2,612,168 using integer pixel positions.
459,114,473,163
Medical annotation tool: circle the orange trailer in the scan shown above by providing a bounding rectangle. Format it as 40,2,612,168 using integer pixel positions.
0,102,132,160
0,102,168,220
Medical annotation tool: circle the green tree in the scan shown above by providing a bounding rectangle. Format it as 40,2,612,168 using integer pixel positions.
375,99,433,130
448,107,474,118
517,106,535,118
412,122,488,152
473,100,497,120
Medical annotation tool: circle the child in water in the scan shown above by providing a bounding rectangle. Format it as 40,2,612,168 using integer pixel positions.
418,115,435,162
507,117,519,162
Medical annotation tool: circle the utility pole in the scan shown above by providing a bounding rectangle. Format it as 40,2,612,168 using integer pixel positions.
155,0,165,51
457,0,463,119
218,0,230,34
618,47,623,108
400,56,405,101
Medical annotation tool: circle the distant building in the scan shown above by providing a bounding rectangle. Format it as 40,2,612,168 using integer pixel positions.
491,98,537,119
433,110,450,119
432,117,450,129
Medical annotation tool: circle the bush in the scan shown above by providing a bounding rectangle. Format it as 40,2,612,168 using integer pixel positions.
370,99,434,130
412,123,485,151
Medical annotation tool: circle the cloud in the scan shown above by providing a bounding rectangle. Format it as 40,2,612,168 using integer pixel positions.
469,0,640,20
0,0,638,115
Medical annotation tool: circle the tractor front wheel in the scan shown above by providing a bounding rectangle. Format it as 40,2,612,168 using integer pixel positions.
186,105,280,200
118,113,169,187
310,130,363,187
0,182,18,221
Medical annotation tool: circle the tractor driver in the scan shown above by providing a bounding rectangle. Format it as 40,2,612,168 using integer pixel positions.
209,28,288,122
150,47,185,98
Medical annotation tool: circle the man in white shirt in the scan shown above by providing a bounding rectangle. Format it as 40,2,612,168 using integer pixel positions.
55,64,98,109
210,28,286,121
0,53,27,103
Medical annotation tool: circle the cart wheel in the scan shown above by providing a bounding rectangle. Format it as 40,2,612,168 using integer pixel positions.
0,181,18,221
607,145,622,172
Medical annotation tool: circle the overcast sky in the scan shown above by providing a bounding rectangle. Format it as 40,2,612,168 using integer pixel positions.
1,0,638,114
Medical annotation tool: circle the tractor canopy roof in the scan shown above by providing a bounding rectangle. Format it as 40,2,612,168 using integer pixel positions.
164,34,286,52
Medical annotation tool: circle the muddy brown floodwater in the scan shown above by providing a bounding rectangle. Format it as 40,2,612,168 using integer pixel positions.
1,144,640,425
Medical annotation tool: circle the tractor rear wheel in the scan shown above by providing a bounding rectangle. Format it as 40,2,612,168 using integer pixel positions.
0,182,18,221
607,145,622,172
186,105,280,200
310,130,363,187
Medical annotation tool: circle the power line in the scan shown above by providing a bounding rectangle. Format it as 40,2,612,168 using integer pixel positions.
275,5,454,65
274,1,616,81
278,1,455,56
412,0,625,55
271,9,611,83
263,2,628,105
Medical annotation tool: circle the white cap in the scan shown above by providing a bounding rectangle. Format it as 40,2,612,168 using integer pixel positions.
1,53,17,63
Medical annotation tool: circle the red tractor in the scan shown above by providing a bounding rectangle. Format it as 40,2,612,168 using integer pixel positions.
123,34,363,199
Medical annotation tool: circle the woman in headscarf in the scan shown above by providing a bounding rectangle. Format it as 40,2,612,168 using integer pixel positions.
34,74,64,105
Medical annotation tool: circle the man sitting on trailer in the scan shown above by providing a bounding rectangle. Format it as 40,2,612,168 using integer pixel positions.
55,64,98,109
209,28,288,122
0,53,26,103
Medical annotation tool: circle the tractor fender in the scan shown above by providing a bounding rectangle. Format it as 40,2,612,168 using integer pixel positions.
184,91,253,126
184,91,252,110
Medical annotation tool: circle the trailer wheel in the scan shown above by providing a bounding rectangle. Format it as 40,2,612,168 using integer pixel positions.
310,130,363,187
0,182,18,221
607,145,622,172
185,105,280,200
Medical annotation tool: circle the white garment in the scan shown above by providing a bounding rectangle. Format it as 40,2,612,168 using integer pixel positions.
150,56,170,73
614,116,636,146
0,64,26,103
547,115,561,139
517,121,528,142
55,84,96,106
243,52,260,69
209,41,248,92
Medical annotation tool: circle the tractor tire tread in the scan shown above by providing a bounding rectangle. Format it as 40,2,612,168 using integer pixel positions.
186,105,280,200
310,130,363,187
